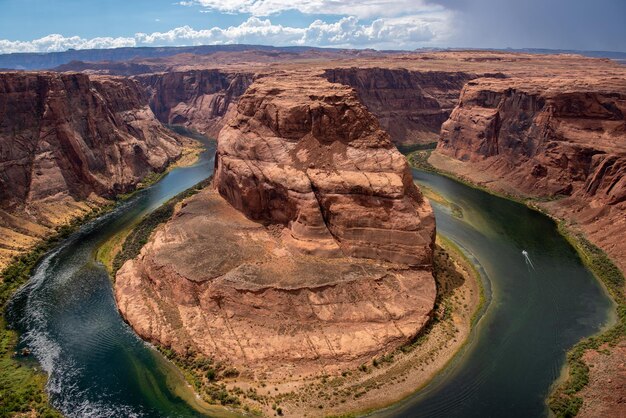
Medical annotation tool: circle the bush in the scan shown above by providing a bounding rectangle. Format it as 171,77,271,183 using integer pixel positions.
549,226,626,417
112,177,212,275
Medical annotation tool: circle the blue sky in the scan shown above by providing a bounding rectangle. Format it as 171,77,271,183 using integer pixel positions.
0,0,624,53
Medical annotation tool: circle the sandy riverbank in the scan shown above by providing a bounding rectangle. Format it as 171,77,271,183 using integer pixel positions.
135,231,483,417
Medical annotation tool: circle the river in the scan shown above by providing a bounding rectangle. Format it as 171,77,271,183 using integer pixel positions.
6,136,614,417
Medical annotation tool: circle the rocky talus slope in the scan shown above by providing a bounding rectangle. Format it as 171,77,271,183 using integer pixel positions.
324,67,475,145
136,69,253,138
115,72,436,378
0,72,184,268
434,76,626,273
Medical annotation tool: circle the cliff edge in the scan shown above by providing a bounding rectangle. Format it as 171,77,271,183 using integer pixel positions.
115,72,437,380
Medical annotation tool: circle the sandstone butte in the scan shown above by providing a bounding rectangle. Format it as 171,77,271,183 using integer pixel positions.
0,72,187,269
114,72,437,379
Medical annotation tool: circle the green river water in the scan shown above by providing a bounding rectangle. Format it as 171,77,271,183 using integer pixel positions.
6,134,614,417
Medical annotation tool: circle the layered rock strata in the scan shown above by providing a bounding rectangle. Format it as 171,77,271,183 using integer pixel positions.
435,76,626,271
324,68,475,145
214,73,435,266
0,72,184,268
137,70,254,138
115,72,436,378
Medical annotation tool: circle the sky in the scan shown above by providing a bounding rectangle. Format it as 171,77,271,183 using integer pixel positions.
0,0,624,54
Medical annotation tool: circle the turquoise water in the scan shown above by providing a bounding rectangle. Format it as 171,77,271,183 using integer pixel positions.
371,170,614,418
6,130,225,417
5,141,614,417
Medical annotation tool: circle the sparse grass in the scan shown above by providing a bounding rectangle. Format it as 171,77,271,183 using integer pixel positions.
111,176,212,276
548,224,625,418
406,153,626,417
157,346,242,407
0,204,113,417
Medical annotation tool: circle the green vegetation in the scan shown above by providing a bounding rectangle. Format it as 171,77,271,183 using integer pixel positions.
95,226,133,274
117,170,168,201
407,149,435,169
157,346,242,407
396,142,438,155
0,204,114,417
0,317,62,417
111,177,212,276
548,224,626,418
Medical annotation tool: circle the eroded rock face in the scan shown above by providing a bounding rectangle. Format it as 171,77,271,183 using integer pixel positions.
0,72,183,210
214,73,435,266
436,76,626,271
0,71,184,268
137,70,254,138
116,72,436,378
116,189,436,377
323,68,475,145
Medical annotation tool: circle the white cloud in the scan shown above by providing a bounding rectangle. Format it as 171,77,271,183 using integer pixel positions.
179,0,445,19
0,14,454,54
0,34,135,54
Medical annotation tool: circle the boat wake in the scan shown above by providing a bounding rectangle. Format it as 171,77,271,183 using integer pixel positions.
522,250,535,271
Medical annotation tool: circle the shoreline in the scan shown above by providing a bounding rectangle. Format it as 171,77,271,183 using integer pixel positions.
112,206,485,418
410,149,626,417
0,134,201,417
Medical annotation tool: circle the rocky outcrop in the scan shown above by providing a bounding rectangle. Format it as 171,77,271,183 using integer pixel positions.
215,72,435,265
116,72,436,379
0,72,183,210
136,70,254,138
116,189,436,377
435,76,626,271
324,68,475,145
0,71,184,268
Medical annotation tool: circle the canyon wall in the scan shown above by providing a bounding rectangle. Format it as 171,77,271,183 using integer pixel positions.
323,68,475,145
435,77,626,271
116,72,437,379
136,69,254,138
215,72,435,265
0,72,184,268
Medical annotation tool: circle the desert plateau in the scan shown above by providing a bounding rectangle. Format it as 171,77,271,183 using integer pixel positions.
0,2,625,418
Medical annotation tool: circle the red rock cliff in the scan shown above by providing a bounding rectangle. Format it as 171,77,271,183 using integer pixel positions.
438,77,626,202
0,72,183,209
115,71,437,380
435,76,626,271
214,72,435,266
323,68,475,145
0,72,184,267
136,69,254,138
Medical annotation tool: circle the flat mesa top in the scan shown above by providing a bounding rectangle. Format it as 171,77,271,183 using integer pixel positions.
146,187,428,289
